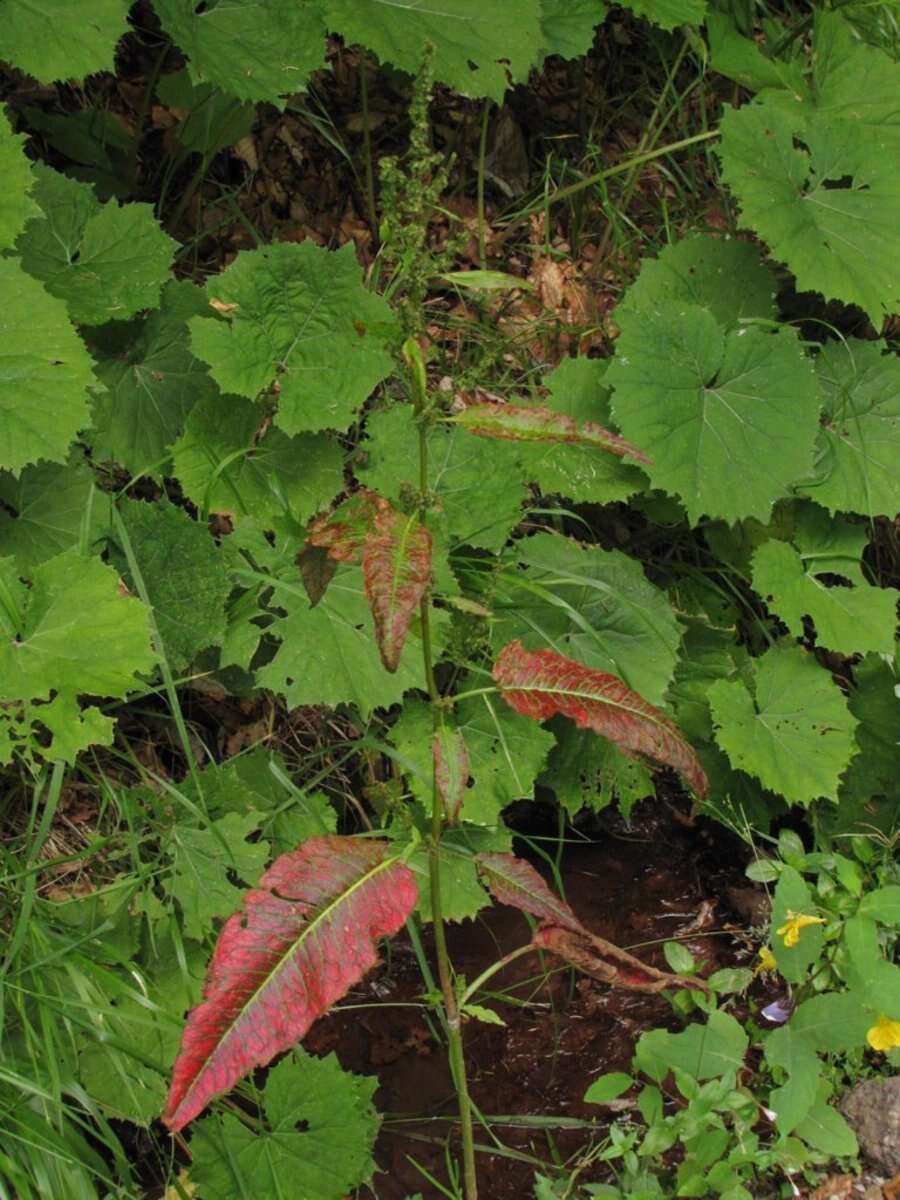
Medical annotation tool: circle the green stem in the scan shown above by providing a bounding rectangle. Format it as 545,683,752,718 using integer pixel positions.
130,39,170,192
498,128,719,241
476,99,492,269
444,685,499,705
359,58,379,238
593,36,690,269
409,352,478,1200
459,943,536,1007
166,149,214,236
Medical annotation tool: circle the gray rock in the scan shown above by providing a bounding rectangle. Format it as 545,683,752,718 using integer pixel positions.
840,1075,900,1175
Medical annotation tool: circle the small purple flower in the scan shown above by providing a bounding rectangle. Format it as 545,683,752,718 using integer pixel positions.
761,998,792,1025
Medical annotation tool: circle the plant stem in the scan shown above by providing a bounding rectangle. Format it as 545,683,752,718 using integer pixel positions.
476,99,492,269
410,351,478,1200
495,128,719,244
359,57,379,238
459,943,536,1007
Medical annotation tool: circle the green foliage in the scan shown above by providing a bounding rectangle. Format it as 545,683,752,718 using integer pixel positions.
708,644,858,806
172,394,344,526
361,404,527,551
152,0,327,106
165,811,270,940
0,549,155,763
608,305,820,524
190,1050,379,1199
717,11,900,325
189,241,395,435
618,234,777,326
116,498,231,671
257,566,435,715
800,339,900,518
392,694,555,827
0,258,96,473
541,722,653,818
751,537,896,656
88,280,219,476
16,166,176,325
515,358,647,505
0,107,38,247
1,5,899,1197
0,0,132,84
634,1011,748,1082
0,454,111,573
324,0,544,102
156,70,257,158
493,532,681,705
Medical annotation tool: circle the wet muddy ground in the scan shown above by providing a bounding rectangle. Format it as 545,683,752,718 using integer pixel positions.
304,804,760,1199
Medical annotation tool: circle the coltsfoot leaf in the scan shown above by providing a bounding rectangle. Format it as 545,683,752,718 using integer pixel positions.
190,1050,380,1200
0,258,95,473
16,166,176,325
717,12,900,325
324,0,543,102
0,107,39,248
188,242,394,435
800,340,900,518
708,643,858,805
608,303,820,523
152,0,327,106
0,0,131,83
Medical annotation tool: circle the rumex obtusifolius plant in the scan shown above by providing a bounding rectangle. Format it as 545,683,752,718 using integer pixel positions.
0,4,899,1199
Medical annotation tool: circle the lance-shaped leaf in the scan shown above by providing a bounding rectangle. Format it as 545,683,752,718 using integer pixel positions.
476,852,581,931
533,924,707,993
433,726,470,826
162,835,417,1132
493,640,707,800
362,505,432,673
477,852,705,993
454,401,652,465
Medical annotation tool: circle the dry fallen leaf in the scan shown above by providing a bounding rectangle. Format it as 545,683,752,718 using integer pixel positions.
208,298,239,315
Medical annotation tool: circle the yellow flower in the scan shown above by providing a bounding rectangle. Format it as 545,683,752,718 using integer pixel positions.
866,1015,900,1052
775,911,826,949
754,945,777,975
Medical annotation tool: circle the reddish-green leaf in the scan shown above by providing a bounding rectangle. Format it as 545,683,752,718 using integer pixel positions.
476,852,581,931
477,852,705,994
307,490,381,563
533,924,707,993
162,835,417,1132
454,401,652,465
433,725,470,826
362,504,432,673
493,640,707,800
295,542,338,607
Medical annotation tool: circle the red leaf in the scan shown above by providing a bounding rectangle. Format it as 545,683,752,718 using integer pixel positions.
492,640,707,800
475,852,581,932
296,542,338,607
476,852,707,994
307,490,381,563
433,725,470,826
363,505,432,673
162,835,417,1132
455,401,652,466
533,924,708,993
